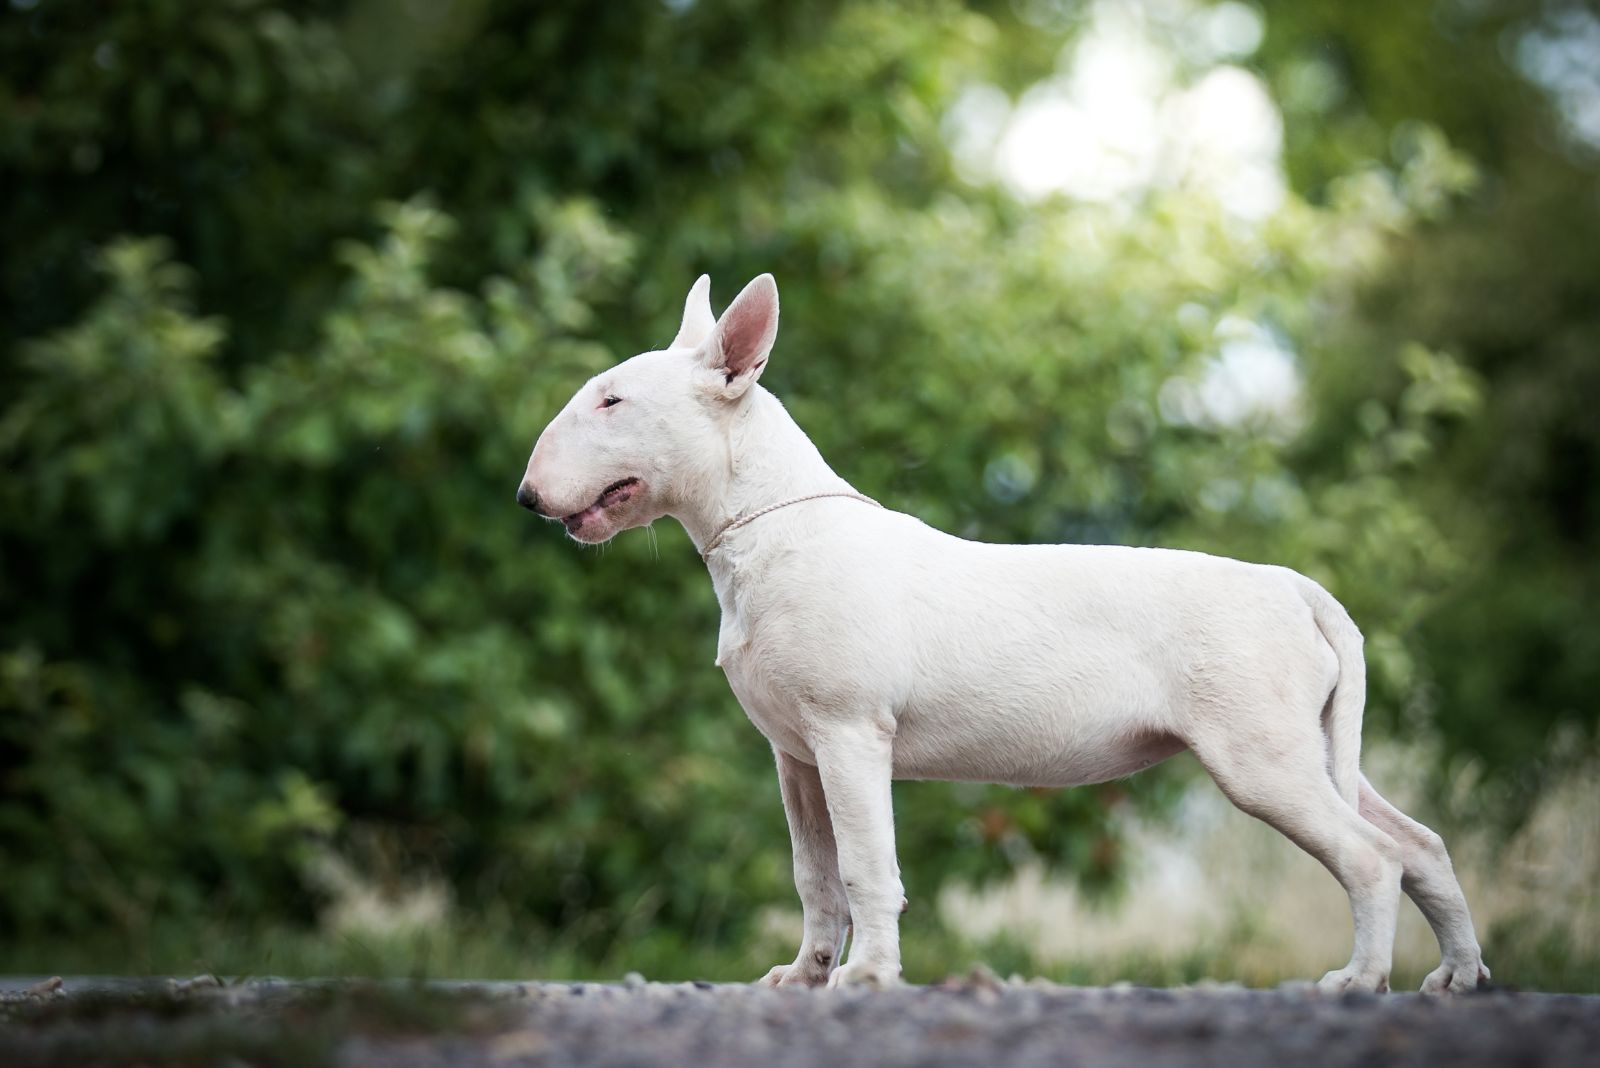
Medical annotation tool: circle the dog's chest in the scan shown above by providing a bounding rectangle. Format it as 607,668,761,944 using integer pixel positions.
720,655,812,764
717,637,815,761
710,574,815,760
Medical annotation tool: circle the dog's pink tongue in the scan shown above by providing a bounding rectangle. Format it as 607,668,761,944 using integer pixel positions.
563,505,601,533
564,482,636,532
563,479,636,534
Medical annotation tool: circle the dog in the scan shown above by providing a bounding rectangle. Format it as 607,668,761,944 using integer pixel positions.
517,273,1490,993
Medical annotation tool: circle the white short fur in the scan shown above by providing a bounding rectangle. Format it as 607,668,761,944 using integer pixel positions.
519,273,1490,993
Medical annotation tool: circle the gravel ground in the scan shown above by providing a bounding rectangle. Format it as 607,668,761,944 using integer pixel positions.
3,974,1597,1067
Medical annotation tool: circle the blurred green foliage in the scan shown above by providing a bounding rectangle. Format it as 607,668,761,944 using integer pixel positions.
1,0,1595,972
1253,0,1600,811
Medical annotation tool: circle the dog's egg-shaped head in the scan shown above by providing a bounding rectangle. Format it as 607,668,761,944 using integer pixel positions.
517,273,778,543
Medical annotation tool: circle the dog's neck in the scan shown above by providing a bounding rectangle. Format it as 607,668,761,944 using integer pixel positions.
670,386,856,558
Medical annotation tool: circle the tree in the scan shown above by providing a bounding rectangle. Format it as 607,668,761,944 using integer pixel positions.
1,0,1572,962
1256,0,1600,811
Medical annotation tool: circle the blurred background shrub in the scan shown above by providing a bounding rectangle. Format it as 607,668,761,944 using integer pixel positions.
1,0,1595,984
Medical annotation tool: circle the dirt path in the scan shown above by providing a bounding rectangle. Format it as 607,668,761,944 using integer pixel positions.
3,975,1596,1067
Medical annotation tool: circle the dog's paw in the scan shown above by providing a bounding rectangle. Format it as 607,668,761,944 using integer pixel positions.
1316,966,1389,994
1420,958,1491,994
826,960,901,990
756,962,830,989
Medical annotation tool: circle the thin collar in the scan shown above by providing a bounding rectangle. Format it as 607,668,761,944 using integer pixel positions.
700,491,882,560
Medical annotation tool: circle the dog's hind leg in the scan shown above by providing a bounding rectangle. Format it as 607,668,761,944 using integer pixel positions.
1357,775,1490,993
1189,721,1404,993
757,748,852,988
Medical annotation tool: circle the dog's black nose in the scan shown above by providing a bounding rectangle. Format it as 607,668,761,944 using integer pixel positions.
516,484,542,513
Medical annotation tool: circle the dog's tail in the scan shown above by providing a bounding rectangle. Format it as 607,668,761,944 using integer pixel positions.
1298,575,1366,810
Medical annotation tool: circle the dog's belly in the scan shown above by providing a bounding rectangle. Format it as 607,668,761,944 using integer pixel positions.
887,650,1189,787
889,711,1186,788
883,603,1194,787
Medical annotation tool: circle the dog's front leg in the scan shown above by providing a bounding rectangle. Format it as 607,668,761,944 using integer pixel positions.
757,748,851,988
813,722,903,988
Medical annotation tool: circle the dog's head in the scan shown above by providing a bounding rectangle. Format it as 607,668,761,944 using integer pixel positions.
517,274,779,543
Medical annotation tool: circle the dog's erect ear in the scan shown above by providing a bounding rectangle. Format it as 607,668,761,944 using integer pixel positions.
699,273,778,399
670,274,716,351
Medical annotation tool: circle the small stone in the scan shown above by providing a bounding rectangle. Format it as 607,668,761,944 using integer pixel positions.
1210,981,1246,993
168,974,222,995
968,964,1003,992
25,977,63,999
623,971,647,989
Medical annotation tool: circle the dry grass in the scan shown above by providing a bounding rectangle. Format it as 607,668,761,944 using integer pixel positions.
934,746,1600,990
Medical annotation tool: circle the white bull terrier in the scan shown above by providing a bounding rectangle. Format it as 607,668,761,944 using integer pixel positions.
517,273,1491,994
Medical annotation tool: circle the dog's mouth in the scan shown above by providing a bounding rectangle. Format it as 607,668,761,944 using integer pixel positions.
562,477,641,534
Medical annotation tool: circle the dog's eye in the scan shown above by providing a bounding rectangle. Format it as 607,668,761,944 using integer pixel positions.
601,395,622,408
